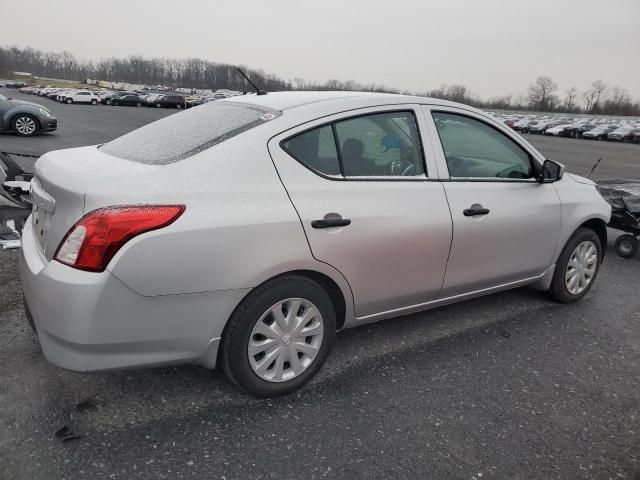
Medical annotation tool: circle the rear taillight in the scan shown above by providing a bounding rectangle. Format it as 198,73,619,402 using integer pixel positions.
54,205,185,272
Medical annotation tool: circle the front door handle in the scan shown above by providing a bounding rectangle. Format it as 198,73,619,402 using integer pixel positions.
311,218,351,229
463,204,490,217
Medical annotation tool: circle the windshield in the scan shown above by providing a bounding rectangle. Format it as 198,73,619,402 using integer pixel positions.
99,101,280,165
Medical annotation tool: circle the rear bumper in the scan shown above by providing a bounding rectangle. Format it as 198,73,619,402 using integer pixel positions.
19,219,248,372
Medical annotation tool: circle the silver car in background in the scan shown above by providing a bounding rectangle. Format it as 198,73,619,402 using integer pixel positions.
20,92,611,397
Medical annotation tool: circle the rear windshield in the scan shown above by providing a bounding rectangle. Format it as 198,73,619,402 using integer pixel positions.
99,102,280,165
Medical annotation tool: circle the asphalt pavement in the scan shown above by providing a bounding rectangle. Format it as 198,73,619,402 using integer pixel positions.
1,88,640,480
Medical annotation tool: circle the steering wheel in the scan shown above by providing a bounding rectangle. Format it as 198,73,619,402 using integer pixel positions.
389,159,416,176
495,165,527,179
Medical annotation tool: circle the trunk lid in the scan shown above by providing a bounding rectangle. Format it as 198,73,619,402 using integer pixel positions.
32,146,155,260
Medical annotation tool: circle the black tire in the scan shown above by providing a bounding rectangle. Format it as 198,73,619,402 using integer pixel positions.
614,234,639,259
23,295,36,333
155,103,162,108
176,103,182,109
66,98,73,104
11,114,40,137
220,275,336,397
136,102,142,107
549,227,602,303
91,99,97,105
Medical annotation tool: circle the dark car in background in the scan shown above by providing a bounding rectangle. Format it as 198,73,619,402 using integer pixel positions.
102,91,136,105
608,126,635,142
582,125,615,140
0,92,57,136
152,94,186,109
110,93,145,107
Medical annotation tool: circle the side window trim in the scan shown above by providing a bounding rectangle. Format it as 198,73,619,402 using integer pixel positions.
426,107,541,183
279,108,430,181
330,123,346,177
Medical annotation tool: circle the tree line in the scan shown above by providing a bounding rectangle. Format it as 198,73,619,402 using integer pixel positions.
1,46,638,116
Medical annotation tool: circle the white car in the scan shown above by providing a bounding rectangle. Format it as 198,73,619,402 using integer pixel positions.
20,91,611,397
64,90,99,105
545,124,574,136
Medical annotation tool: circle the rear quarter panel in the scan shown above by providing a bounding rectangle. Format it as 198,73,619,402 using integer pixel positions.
102,130,353,314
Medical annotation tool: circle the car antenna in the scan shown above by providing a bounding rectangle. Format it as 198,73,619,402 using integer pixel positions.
587,158,602,179
236,68,267,95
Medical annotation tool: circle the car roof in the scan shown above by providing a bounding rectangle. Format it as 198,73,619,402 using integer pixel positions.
223,90,477,113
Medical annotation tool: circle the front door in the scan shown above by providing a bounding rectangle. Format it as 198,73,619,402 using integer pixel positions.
423,107,562,297
269,106,453,317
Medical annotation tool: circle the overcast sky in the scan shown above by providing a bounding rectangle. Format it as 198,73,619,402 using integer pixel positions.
2,0,639,99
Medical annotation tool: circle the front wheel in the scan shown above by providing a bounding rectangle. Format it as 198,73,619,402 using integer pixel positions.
614,234,639,259
66,98,73,104
220,275,336,397
11,114,39,137
549,227,602,303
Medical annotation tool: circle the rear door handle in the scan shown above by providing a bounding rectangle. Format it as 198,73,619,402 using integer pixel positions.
311,218,351,229
463,204,490,217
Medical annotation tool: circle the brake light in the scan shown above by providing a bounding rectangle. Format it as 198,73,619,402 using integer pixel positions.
54,205,185,272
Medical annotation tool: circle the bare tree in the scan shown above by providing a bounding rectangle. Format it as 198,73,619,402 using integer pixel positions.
583,80,607,112
527,76,558,111
564,87,578,112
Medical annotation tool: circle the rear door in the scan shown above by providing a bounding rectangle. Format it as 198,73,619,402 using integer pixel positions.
269,105,453,318
423,106,561,297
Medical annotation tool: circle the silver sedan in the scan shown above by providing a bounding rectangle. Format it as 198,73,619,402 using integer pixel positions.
20,92,611,396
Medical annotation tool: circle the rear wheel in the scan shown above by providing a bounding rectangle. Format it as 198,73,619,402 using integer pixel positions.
549,228,602,303
11,114,39,137
220,275,336,397
136,102,142,107
91,99,97,105
614,234,639,259
156,103,162,108
66,98,73,104
176,103,182,109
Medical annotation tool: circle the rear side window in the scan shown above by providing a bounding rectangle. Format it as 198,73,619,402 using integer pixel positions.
100,102,280,165
282,125,340,176
282,111,426,178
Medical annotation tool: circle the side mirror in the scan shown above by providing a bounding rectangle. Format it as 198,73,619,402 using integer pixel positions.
538,159,565,183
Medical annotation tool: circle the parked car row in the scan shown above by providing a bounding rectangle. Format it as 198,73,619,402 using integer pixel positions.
492,112,640,143
16,85,239,109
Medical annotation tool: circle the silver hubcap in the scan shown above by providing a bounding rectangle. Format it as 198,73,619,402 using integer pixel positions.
15,117,36,135
248,298,324,383
565,241,598,295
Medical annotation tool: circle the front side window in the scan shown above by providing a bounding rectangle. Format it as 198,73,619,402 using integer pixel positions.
282,111,425,178
432,112,533,179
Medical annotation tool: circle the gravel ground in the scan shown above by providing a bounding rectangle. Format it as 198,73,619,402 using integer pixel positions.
1,88,639,480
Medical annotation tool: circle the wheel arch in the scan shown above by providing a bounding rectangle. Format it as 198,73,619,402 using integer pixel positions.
10,111,41,132
212,268,350,371
579,217,608,261
225,269,349,334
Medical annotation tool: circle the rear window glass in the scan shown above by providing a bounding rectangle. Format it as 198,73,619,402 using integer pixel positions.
99,102,280,165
